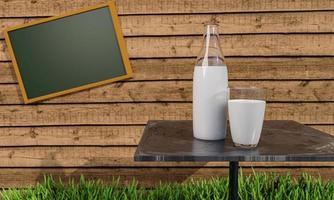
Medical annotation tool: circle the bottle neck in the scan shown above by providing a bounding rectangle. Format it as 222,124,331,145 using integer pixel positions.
201,33,220,66
196,25,225,66
205,24,219,36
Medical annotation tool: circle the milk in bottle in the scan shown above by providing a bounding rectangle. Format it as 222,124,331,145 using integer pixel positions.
193,24,229,140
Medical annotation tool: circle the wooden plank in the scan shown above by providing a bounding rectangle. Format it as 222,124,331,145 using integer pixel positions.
126,34,334,57
310,125,334,135
0,63,14,83
1,57,334,83
0,80,333,104
2,34,334,60
1,146,334,168
1,0,334,17
119,11,334,35
0,167,334,188
0,125,144,146
0,125,332,147
0,103,332,126
2,11,334,38
0,124,332,147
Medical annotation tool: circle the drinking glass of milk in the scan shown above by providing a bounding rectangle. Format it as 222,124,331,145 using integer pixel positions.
193,23,229,140
228,88,266,148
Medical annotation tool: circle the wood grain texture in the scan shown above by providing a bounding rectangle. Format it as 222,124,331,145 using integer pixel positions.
2,57,334,83
1,0,334,17
125,34,334,57
0,80,333,104
1,167,334,188
0,124,332,147
2,34,334,60
2,11,334,38
1,146,334,167
0,126,143,146
0,103,332,126
120,11,334,35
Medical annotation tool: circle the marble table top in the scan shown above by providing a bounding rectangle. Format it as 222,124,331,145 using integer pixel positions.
134,120,334,162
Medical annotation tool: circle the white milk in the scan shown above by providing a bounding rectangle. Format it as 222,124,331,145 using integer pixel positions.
193,66,228,140
228,99,266,146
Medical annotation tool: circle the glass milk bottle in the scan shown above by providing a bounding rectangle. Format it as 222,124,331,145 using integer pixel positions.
193,24,229,140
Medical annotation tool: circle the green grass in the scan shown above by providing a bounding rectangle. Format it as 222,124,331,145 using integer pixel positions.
2,172,334,200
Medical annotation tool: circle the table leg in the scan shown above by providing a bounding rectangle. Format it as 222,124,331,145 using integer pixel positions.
229,161,239,200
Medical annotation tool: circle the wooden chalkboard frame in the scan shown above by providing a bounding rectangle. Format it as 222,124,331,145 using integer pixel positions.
4,1,133,104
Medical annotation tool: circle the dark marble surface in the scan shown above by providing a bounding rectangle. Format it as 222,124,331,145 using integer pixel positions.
134,120,334,162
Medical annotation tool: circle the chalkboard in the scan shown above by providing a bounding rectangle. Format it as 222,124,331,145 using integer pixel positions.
4,2,132,104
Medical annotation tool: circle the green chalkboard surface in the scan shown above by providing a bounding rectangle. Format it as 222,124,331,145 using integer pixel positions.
4,2,132,103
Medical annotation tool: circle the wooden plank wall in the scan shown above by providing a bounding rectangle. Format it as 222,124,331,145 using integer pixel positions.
0,0,334,187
